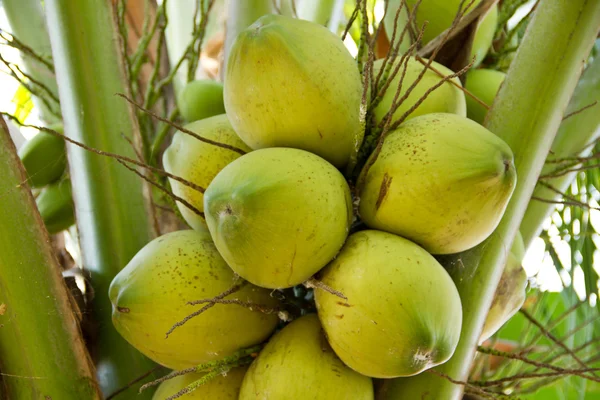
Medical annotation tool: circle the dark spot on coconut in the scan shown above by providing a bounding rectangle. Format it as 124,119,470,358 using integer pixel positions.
335,314,344,319
117,306,130,313
375,172,393,210
503,158,511,173
337,301,352,308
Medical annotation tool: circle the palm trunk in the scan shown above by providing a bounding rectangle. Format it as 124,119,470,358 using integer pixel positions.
0,116,100,399
44,0,159,397
389,1,600,398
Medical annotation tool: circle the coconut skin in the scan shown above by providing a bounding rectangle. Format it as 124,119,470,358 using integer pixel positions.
153,366,247,400
109,230,280,370
224,14,363,168
406,0,482,45
372,57,466,128
239,314,374,400
480,231,528,343
177,79,226,123
358,113,516,255
162,114,251,231
470,4,498,68
465,69,506,124
315,230,463,378
204,147,353,289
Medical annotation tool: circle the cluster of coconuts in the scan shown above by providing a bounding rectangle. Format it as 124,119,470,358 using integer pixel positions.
18,124,75,234
109,4,529,398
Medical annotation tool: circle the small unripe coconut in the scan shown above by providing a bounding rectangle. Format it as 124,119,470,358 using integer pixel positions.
204,148,353,289
177,79,225,123
36,178,75,234
383,0,412,55
470,4,498,68
315,230,462,378
371,57,466,128
239,314,374,400
224,14,363,167
153,366,247,400
406,0,482,46
358,113,516,254
109,230,280,370
18,126,66,188
480,231,528,343
465,68,506,124
162,114,251,231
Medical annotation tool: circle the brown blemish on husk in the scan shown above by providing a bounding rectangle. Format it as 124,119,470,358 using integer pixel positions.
375,172,393,210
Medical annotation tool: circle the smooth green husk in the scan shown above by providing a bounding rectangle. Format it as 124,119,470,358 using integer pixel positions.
0,117,100,399
2,0,61,123
45,0,159,397
387,1,600,398
520,52,600,248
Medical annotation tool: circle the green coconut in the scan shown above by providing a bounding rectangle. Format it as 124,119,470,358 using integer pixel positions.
177,79,226,123
480,231,528,343
224,14,362,168
36,178,75,234
204,148,353,289
358,113,516,254
239,314,374,400
18,126,66,188
371,57,466,128
153,366,247,400
406,0,482,46
162,114,251,231
470,4,498,68
109,230,280,370
315,230,463,378
383,0,412,55
465,68,506,124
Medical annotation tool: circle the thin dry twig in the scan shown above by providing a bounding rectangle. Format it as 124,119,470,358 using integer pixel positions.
304,278,347,301
165,280,247,337
117,93,247,155
562,101,598,121
1,113,207,195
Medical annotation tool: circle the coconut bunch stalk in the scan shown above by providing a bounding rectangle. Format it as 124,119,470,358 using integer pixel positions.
0,116,100,399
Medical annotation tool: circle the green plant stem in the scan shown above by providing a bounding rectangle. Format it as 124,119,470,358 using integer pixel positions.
295,0,344,32
44,0,159,397
222,0,274,78
520,54,600,249
0,117,100,399
3,0,61,123
388,1,600,399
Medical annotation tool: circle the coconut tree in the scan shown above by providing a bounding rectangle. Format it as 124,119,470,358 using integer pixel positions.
0,0,599,399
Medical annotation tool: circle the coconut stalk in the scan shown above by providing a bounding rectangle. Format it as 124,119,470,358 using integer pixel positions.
2,0,61,123
294,0,345,31
44,0,159,397
222,0,274,75
0,116,100,399
520,54,600,249
390,1,600,398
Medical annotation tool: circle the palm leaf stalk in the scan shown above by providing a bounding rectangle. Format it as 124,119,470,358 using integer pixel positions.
0,116,100,399
520,53,600,249
44,0,160,397
389,1,600,398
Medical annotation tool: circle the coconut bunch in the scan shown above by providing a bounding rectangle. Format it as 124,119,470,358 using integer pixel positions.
108,8,528,399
